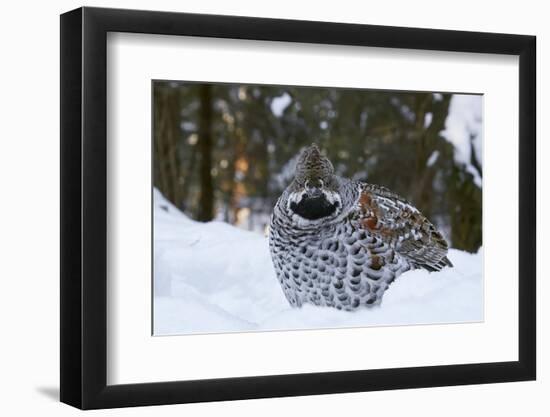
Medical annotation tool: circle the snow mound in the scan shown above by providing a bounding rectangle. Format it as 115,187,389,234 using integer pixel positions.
153,190,483,336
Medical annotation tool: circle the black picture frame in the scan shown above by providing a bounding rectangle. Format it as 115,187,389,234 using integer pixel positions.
60,6,536,410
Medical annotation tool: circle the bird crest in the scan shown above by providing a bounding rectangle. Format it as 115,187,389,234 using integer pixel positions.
295,144,334,184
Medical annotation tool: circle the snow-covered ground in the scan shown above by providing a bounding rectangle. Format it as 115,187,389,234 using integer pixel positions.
153,189,483,336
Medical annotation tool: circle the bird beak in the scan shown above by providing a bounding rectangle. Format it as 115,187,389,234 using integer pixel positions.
305,186,322,198
304,178,324,198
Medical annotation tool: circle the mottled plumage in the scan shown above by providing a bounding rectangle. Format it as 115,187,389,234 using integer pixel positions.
269,144,452,311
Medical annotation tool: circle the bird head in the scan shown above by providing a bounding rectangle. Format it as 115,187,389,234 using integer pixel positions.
286,144,342,222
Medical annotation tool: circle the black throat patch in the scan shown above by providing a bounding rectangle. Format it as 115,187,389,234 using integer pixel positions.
290,195,339,220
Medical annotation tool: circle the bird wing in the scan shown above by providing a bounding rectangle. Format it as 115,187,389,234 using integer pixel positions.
353,184,452,272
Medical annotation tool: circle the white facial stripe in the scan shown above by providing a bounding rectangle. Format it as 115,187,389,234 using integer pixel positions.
324,191,341,205
287,190,307,210
287,190,341,206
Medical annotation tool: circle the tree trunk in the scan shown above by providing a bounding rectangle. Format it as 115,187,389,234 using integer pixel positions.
197,84,215,221
153,85,181,207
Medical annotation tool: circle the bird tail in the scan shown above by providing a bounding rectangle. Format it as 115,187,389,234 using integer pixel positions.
419,256,453,272
434,256,453,271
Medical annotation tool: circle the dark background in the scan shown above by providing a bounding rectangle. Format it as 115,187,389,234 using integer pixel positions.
153,81,482,252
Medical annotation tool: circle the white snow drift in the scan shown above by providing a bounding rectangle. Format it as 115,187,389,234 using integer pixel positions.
153,189,483,336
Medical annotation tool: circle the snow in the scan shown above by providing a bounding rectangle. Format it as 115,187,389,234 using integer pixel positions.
270,93,292,117
424,112,433,128
153,189,483,336
442,94,483,187
426,150,440,167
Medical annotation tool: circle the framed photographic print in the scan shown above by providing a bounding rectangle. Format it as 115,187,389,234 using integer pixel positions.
60,6,536,409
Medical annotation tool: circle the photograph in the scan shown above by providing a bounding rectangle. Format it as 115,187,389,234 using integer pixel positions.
152,81,483,336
